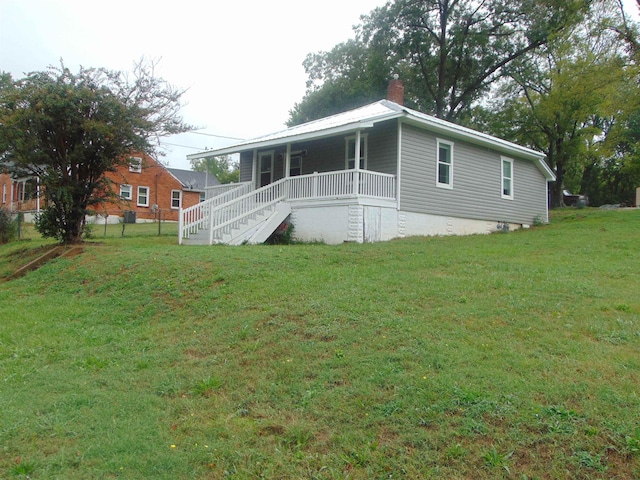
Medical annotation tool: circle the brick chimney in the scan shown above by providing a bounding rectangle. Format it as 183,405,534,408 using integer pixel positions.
387,75,404,105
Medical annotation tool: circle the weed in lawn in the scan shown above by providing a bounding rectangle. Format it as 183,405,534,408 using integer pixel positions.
191,377,224,397
574,450,608,472
626,428,640,456
483,446,513,473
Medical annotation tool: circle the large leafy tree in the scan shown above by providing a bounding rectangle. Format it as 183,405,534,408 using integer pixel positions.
475,0,637,207
0,60,191,243
189,155,240,184
289,0,589,125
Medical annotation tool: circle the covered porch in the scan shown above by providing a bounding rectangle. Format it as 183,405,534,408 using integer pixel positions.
179,167,397,245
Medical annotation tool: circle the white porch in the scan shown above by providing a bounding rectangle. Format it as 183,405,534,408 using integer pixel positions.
178,169,397,245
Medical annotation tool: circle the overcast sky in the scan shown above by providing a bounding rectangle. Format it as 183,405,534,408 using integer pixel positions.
0,0,389,169
2,0,639,170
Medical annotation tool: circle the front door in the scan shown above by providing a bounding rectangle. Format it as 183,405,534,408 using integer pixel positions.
258,151,274,187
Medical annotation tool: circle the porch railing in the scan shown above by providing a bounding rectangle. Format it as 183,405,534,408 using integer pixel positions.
179,170,396,244
179,182,253,239
205,182,252,199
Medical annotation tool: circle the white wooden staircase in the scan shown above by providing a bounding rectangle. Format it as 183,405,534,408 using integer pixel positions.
179,180,291,245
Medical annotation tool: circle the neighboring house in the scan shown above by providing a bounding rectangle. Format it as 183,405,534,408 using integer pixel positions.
1,153,219,224
169,80,554,245
98,152,220,223
0,170,43,219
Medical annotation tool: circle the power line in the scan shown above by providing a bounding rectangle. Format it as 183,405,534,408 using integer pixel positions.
161,141,208,150
187,131,245,141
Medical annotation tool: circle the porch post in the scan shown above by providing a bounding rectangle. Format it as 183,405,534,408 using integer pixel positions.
252,149,258,188
284,143,291,200
10,180,14,211
285,144,291,178
354,129,361,196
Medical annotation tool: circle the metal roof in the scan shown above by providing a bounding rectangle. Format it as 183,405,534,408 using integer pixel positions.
188,100,555,181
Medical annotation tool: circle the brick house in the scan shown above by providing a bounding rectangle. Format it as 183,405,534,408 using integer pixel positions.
98,152,218,223
1,153,219,223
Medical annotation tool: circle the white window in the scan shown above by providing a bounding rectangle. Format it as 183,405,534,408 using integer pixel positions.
290,155,302,176
199,192,206,202
345,135,367,169
137,186,149,206
120,184,132,200
501,157,514,199
2,184,6,203
171,190,182,209
436,139,454,189
129,156,142,173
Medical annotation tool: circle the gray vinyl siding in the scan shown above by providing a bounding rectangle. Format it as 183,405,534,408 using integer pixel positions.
400,123,548,225
239,152,253,183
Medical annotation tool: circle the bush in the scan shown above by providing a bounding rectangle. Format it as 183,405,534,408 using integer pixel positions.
0,207,18,244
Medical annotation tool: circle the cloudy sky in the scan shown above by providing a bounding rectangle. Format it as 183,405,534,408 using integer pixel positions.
1,0,388,169
2,0,639,170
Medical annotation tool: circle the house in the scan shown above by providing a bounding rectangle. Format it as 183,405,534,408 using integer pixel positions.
96,152,220,223
178,79,555,245
1,153,219,224
0,170,43,220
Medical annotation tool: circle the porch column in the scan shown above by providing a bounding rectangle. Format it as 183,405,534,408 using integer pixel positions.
10,181,14,211
284,144,291,178
354,129,361,196
252,149,258,188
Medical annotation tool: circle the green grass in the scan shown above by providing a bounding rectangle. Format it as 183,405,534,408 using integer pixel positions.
1,208,638,478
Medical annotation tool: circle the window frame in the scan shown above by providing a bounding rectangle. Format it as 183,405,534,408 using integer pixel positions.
345,134,367,170
129,156,142,173
436,138,454,189
171,189,182,209
2,184,6,204
501,156,514,200
137,186,150,207
119,184,132,200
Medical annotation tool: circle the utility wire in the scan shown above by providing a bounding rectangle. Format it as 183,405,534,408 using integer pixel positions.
187,131,245,141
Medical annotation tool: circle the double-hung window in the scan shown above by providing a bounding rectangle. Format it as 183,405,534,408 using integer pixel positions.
345,135,367,170
436,139,453,189
501,157,514,199
171,190,182,209
137,186,149,207
129,156,142,173
120,184,132,200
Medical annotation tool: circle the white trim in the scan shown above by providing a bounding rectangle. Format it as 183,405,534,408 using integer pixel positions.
2,184,6,204
501,156,514,200
129,156,142,173
120,184,132,200
137,185,150,207
436,138,454,190
171,189,182,209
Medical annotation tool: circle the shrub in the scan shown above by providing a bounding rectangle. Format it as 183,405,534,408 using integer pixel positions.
0,207,18,244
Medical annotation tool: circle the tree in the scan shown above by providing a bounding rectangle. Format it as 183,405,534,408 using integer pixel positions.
475,0,637,207
0,60,191,243
290,0,589,125
189,155,239,184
